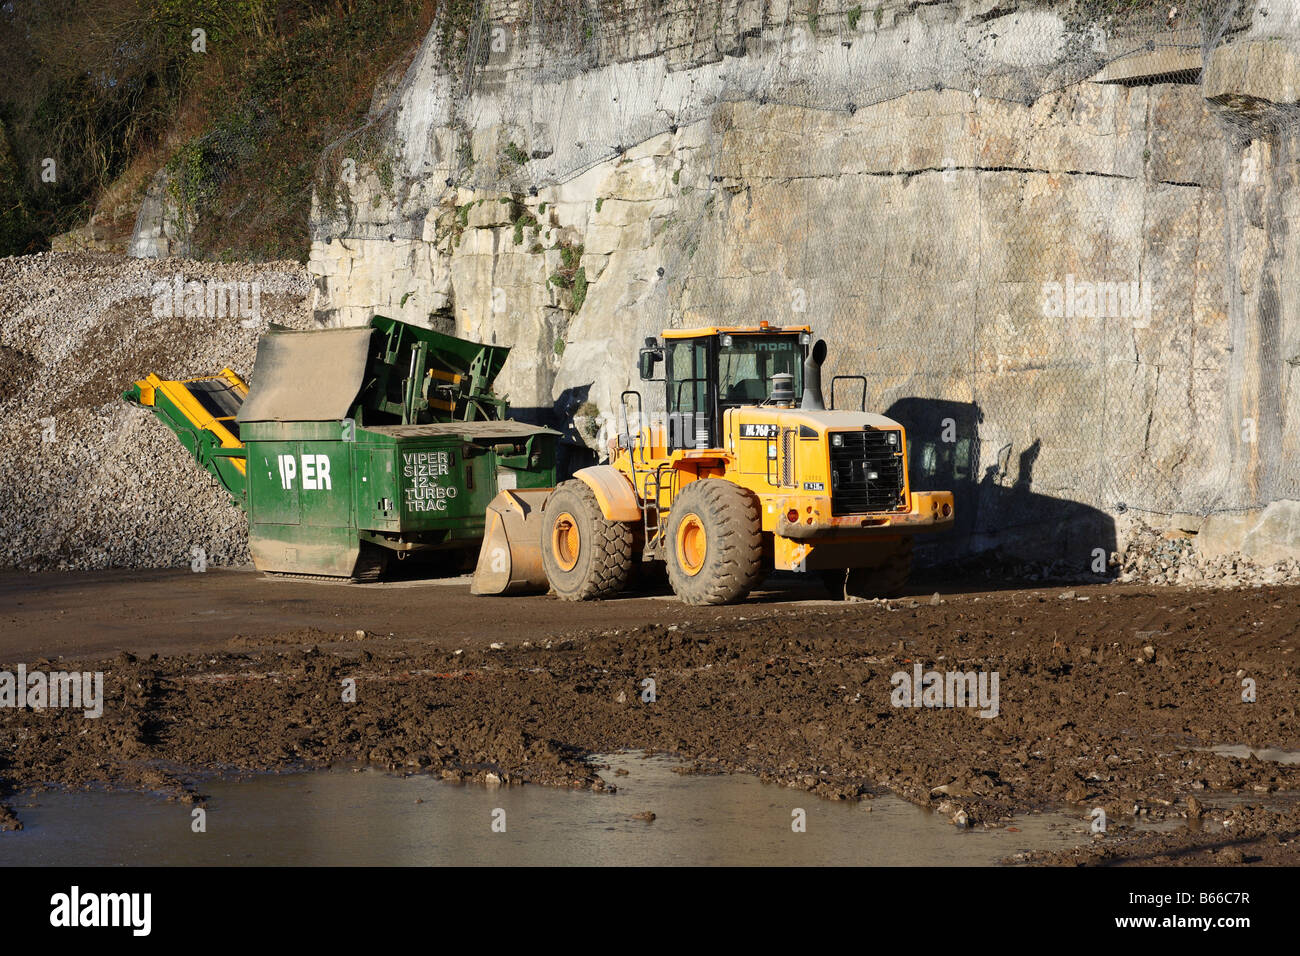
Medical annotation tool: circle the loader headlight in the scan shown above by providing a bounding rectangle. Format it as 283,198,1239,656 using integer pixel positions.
831,433,843,447
887,432,898,445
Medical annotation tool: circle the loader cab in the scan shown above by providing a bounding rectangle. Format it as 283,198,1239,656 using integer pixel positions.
644,326,810,451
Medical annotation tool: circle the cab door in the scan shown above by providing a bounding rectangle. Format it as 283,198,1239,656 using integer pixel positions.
666,337,717,449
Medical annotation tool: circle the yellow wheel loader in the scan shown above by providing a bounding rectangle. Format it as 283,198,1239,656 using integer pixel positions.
472,324,954,605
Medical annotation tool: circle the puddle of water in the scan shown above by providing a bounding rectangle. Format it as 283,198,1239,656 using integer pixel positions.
1200,744,1300,766
1,753,1099,866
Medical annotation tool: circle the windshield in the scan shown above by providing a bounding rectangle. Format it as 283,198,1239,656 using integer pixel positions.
718,334,804,405
661,333,807,450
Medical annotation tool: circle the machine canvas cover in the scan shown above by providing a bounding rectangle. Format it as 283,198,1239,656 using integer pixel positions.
237,325,374,423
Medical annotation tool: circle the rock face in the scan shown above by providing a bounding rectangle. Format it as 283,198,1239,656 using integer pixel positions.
305,0,1300,567
127,169,188,260
1199,499,1300,568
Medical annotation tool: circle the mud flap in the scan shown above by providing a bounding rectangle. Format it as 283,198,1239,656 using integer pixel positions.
470,488,553,595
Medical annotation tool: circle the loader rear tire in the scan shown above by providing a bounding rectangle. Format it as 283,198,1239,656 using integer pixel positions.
822,538,913,600
352,543,390,583
665,479,763,606
540,480,633,601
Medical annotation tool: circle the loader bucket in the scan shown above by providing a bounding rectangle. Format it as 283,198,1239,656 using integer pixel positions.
471,488,553,595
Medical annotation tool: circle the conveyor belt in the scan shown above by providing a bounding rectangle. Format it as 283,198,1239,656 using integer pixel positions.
123,369,249,503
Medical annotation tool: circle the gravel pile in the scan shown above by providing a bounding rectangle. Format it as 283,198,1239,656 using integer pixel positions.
1114,519,1300,588
0,252,314,570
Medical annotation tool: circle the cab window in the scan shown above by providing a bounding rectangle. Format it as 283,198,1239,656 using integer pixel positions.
666,339,712,449
668,340,708,413
718,335,803,408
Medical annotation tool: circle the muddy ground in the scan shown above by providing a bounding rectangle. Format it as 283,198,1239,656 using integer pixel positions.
0,568,1297,865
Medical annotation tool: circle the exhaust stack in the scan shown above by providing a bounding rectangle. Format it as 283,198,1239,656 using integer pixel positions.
801,338,828,410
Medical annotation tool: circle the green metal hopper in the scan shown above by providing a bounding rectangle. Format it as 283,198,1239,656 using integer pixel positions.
125,316,558,579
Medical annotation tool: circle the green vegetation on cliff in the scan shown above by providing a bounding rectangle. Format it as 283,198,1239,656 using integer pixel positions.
0,0,437,259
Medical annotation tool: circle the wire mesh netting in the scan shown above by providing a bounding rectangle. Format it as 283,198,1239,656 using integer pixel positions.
279,0,1297,565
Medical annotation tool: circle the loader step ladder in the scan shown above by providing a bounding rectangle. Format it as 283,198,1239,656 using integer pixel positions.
641,462,675,559
619,389,676,560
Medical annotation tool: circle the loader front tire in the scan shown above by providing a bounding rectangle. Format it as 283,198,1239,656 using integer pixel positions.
665,479,764,606
540,480,633,601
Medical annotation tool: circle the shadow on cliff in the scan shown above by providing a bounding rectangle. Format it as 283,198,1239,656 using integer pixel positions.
884,397,1116,588
509,382,600,480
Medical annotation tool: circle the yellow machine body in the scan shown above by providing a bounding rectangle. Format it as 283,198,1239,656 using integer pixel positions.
473,323,953,602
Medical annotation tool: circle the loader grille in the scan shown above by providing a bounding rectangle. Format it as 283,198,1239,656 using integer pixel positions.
828,429,905,515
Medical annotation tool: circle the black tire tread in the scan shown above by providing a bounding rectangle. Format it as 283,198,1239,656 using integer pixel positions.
665,479,764,606
352,543,390,583
541,480,633,601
